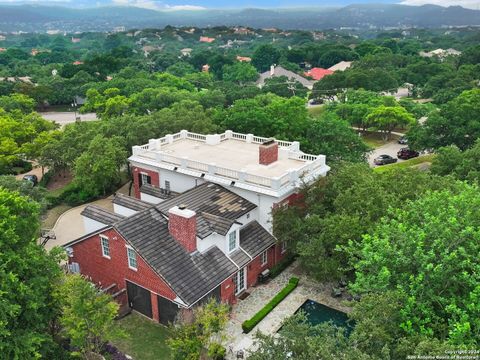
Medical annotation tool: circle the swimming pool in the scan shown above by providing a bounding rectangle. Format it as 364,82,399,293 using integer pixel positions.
296,299,353,333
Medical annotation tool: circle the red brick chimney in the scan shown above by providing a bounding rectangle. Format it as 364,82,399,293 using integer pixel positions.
168,205,197,253
259,140,278,165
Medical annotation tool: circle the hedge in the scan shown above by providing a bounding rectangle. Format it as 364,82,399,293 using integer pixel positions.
242,277,299,334
269,253,296,279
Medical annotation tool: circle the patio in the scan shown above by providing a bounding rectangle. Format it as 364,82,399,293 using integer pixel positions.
223,261,351,359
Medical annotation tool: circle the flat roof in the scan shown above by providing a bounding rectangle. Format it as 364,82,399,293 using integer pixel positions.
138,138,306,178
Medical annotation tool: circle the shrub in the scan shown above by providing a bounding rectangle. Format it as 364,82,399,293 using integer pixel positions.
207,342,226,360
242,277,299,334
269,253,296,279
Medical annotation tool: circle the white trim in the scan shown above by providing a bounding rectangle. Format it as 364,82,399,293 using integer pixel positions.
100,235,111,259
261,250,268,266
126,245,138,271
281,241,287,254
235,267,247,295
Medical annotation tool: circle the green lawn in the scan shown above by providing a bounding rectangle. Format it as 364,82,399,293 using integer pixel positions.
374,154,436,173
111,312,172,360
307,105,325,117
361,132,400,149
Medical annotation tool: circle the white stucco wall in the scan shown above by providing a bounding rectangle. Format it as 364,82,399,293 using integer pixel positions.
113,203,137,217
140,192,164,204
159,169,206,194
196,223,242,255
83,216,107,235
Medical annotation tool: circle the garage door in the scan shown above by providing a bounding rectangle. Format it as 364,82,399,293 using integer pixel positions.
126,281,152,319
157,296,180,325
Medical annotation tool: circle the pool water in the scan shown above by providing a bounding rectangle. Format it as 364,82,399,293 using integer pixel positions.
296,299,353,334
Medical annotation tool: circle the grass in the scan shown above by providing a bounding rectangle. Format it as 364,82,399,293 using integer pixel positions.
111,312,172,360
361,132,400,149
41,204,73,229
374,154,436,173
307,105,325,117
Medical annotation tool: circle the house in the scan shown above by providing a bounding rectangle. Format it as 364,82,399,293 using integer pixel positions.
72,61,84,66
65,182,287,324
236,56,252,62
0,35,6,41
71,37,81,43
257,65,315,90
0,48,6,52
199,36,215,43
304,67,333,81
64,130,329,324
31,49,39,56
180,48,192,57
202,64,210,72
419,48,461,58
328,61,352,72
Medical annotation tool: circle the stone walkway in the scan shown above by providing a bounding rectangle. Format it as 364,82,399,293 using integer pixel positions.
223,261,351,358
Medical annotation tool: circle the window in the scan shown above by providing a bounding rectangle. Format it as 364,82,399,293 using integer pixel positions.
165,180,170,191
228,231,237,252
100,236,110,258
139,173,151,186
281,241,287,253
127,247,137,270
261,250,268,266
235,267,246,294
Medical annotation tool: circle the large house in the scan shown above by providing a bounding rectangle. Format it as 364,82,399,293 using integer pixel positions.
256,65,315,90
64,130,329,324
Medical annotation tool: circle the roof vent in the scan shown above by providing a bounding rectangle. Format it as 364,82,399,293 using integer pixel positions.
178,204,187,210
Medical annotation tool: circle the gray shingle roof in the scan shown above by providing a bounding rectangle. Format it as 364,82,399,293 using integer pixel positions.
257,65,314,89
229,248,251,268
156,183,256,220
115,207,237,306
196,212,237,239
240,221,276,258
80,205,125,225
140,183,176,200
113,193,152,211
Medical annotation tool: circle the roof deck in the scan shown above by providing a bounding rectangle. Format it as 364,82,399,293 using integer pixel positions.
129,130,329,196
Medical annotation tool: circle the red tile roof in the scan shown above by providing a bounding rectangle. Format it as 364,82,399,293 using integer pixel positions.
304,67,334,81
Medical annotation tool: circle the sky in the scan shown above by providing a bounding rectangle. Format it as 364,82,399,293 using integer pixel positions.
1,0,479,10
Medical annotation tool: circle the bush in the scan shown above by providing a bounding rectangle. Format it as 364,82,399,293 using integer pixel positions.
207,342,226,360
242,277,299,334
269,253,296,279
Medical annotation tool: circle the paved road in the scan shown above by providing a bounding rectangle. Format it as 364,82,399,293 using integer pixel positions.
40,112,97,126
368,140,405,167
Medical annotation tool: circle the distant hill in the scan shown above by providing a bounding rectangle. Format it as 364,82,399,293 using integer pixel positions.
0,4,479,32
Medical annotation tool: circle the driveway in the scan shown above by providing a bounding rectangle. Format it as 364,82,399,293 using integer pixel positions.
368,140,405,167
40,112,97,127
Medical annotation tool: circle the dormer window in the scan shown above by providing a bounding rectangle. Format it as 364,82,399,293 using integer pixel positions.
228,231,237,252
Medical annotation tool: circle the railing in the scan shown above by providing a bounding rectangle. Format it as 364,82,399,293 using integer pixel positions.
245,174,271,187
232,132,247,140
187,160,209,172
161,154,182,165
216,167,239,179
187,132,207,141
288,152,317,161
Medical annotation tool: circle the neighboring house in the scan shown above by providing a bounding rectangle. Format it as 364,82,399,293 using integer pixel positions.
202,64,210,72
71,37,81,43
0,35,6,41
304,67,333,81
199,36,215,43
257,65,315,90
236,56,252,62
180,48,192,57
64,130,329,324
0,48,6,52
72,61,84,65
328,61,352,72
419,48,461,58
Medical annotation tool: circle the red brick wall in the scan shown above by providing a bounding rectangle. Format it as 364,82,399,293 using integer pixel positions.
69,228,177,322
259,142,278,165
220,277,236,304
131,166,160,199
247,245,276,287
168,209,197,253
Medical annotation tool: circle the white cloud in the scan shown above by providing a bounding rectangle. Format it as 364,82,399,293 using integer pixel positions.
110,0,205,10
400,0,480,10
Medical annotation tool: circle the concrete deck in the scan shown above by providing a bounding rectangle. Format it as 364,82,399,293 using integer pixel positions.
223,261,351,358
140,138,307,177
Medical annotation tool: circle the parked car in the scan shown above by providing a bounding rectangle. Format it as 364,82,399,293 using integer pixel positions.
374,154,398,165
398,136,408,145
397,148,419,160
22,174,38,186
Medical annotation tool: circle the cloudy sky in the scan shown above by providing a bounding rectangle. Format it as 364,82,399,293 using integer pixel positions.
1,0,479,9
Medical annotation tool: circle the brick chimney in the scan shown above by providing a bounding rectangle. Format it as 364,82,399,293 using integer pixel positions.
168,205,197,253
259,139,278,165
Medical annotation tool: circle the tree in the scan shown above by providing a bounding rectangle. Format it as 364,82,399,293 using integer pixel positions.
366,105,415,140
57,274,120,358
349,184,480,344
74,135,127,196
408,89,480,150
0,175,48,213
304,112,370,163
222,62,259,84
0,93,36,113
168,299,229,360
0,188,65,358
251,44,282,72
262,76,308,98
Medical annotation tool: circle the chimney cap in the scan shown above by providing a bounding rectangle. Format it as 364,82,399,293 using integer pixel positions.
169,205,196,219
178,204,187,210
262,139,276,146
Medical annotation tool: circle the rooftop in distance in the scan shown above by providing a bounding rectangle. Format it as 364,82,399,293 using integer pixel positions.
129,130,329,197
